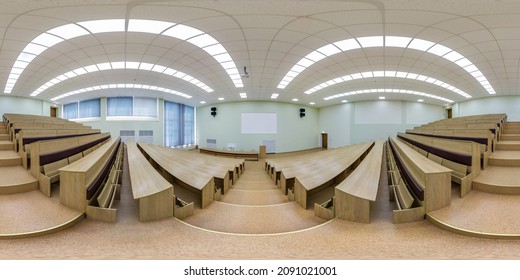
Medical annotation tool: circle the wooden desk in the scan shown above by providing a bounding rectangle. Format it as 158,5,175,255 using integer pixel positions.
291,141,373,209
334,140,384,223
126,141,174,222
59,137,120,211
200,147,259,161
138,143,215,208
389,136,452,213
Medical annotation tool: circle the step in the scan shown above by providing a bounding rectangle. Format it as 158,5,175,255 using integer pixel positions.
0,141,14,151
0,150,22,167
505,122,520,128
0,134,9,141
0,166,39,195
496,141,520,151
504,128,520,134
500,134,520,141
472,166,520,195
489,151,520,167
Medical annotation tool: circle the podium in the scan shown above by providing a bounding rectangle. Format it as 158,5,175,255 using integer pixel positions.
321,133,328,149
259,145,266,159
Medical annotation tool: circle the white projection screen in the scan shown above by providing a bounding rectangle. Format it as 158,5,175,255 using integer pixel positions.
241,113,277,134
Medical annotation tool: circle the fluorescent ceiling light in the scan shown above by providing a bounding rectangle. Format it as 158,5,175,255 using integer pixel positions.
128,19,174,34
317,44,342,56
271,93,279,99
203,44,227,56
23,43,47,55
200,101,206,104
218,97,225,101
341,100,348,103
309,102,315,105
358,36,384,48
427,44,452,56
407,38,435,51
47,23,89,40
77,19,125,33
240,93,247,98
323,88,453,103
379,96,386,100
51,83,192,101
418,99,424,102
385,36,411,48
163,24,204,40
305,51,326,62
333,38,361,51
292,98,299,101
32,33,64,48
187,34,219,48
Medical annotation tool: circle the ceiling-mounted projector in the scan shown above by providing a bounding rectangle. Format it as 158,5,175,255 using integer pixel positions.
241,66,249,78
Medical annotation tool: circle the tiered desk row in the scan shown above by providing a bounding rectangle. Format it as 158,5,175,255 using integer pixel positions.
59,137,123,222
387,136,452,223
126,141,175,222
137,142,245,211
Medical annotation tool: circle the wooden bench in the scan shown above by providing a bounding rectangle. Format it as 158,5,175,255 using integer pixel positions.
29,133,111,197
386,141,424,223
126,141,175,222
406,128,492,169
289,141,373,209
200,147,259,161
59,137,121,222
332,140,384,223
397,132,480,197
138,142,216,208
388,136,452,220
18,129,100,163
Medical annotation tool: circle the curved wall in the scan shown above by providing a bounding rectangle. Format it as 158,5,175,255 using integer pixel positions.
453,96,520,121
0,96,53,116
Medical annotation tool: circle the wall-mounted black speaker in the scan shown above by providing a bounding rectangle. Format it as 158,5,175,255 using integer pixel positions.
299,108,305,118
211,107,217,117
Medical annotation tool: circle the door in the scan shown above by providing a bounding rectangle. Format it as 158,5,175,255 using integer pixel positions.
50,107,57,117
447,108,452,119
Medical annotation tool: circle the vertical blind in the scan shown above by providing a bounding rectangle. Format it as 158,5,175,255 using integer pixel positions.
63,98,100,119
164,101,194,147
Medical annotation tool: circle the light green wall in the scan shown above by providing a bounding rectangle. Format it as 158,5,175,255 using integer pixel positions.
319,101,445,145
0,96,53,117
454,96,520,121
196,101,319,153
80,98,165,146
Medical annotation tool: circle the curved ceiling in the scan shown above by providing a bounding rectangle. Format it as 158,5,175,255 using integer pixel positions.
0,0,519,108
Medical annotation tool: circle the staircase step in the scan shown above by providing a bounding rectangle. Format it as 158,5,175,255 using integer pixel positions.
505,122,520,128
472,166,520,195
0,134,9,141
0,150,22,167
500,134,520,141
0,166,38,195
489,151,520,167
504,128,520,134
0,141,14,151
496,141,520,151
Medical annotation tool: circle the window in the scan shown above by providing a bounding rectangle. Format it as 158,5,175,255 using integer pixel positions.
63,98,100,120
164,101,194,147
63,102,78,119
107,96,157,118
107,97,132,116
79,98,100,118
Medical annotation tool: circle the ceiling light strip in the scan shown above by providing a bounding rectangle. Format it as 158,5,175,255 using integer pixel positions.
277,36,495,95
5,19,241,94
30,61,213,97
305,71,471,99
323,88,454,103
50,83,192,101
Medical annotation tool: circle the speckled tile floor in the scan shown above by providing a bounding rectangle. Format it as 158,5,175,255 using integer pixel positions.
1,150,520,259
